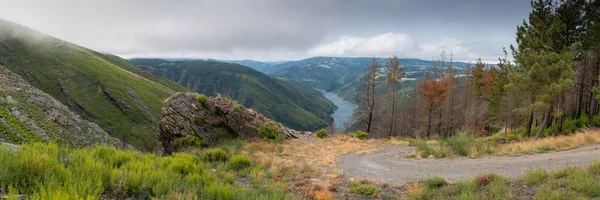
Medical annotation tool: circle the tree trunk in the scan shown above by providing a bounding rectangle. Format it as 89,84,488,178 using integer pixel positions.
535,105,553,140
366,111,373,134
525,109,534,137
437,107,443,137
576,71,585,119
388,86,396,138
558,95,564,134
427,107,432,138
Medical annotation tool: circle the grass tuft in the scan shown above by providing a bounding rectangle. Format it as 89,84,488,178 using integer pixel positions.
423,176,447,189
522,168,548,186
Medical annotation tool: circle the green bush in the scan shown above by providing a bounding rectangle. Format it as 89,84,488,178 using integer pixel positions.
203,182,232,200
233,104,244,112
173,136,206,149
590,116,600,127
353,131,368,139
258,122,281,141
423,176,447,189
565,169,600,197
200,148,230,162
315,129,327,138
197,94,208,104
194,116,204,125
349,180,381,196
228,155,252,170
522,168,547,186
444,132,475,156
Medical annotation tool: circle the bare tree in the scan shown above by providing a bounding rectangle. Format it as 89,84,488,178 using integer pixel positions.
385,56,405,137
353,59,381,133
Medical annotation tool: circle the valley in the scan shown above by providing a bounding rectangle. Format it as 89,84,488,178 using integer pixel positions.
320,90,356,132
1,1,600,199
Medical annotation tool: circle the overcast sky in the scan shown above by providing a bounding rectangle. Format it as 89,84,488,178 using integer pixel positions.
0,0,531,62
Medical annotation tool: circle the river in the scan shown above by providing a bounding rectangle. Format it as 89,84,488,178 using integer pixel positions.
321,91,356,132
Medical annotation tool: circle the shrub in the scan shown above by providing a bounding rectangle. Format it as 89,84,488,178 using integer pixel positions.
522,168,547,186
200,148,229,162
588,161,600,175
258,122,281,141
349,180,381,196
197,94,207,104
565,169,600,196
228,155,252,170
316,129,327,138
203,182,232,200
472,173,499,186
423,176,447,189
590,116,600,127
452,181,476,197
444,131,475,156
353,131,368,139
173,136,206,149
233,104,244,112
194,116,204,125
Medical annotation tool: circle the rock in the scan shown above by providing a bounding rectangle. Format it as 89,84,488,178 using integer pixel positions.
5,95,16,104
158,93,306,154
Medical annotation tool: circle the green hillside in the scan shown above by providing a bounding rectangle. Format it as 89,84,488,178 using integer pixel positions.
0,19,182,149
130,59,336,131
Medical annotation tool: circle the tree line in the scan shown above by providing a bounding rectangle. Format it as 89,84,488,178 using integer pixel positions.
352,0,600,139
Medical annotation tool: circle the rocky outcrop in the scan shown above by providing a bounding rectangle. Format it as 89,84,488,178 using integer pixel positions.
0,66,123,147
159,93,307,154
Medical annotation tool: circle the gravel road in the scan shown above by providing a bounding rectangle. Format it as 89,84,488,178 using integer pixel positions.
337,144,600,185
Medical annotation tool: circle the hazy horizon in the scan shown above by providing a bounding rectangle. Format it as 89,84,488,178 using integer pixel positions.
0,0,530,62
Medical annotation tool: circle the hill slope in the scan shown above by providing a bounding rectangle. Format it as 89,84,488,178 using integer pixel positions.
0,19,183,149
130,59,336,131
0,66,123,147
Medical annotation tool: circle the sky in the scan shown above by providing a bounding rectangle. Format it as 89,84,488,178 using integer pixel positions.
0,0,532,62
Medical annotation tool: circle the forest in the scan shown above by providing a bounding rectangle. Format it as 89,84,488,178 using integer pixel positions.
353,0,600,140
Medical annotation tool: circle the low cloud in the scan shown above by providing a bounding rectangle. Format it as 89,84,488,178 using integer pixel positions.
307,33,493,62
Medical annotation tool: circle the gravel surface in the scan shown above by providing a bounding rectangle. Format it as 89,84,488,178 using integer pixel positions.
337,144,600,185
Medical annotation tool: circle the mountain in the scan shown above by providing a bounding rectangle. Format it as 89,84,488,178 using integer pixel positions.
220,59,290,74
0,19,187,149
0,65,123,147
221,60,273,73
270,56,467,103
129,58,337,131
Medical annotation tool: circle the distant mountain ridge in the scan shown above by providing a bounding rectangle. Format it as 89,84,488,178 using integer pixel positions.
129,58,337,131
269,56,469,103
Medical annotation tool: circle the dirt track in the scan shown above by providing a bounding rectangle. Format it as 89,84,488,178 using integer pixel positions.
337,144,600,185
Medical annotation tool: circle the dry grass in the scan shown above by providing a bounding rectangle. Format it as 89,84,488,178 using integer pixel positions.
245,134,379,167
404,181,424,196
494,128,600,156
242,134,380,180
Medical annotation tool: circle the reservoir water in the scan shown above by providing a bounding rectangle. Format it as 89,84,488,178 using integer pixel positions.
321,91,357,132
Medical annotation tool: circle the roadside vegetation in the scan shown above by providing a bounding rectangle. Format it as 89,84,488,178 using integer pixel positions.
407,162,600,200
0,143,295,199
407,128,600,158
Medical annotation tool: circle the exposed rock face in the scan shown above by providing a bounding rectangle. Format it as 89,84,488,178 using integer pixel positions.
0,66,123,147
159,93,306,154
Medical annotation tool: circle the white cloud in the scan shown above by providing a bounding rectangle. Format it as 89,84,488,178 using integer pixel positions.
307,33,501,62
308,33,415,57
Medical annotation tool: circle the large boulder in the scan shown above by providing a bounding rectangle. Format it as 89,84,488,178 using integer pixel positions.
158,93,305,154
